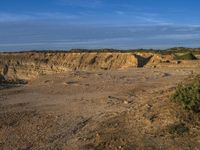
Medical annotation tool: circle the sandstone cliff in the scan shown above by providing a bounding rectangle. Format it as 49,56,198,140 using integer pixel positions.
0,52,199,83
0,52,138,82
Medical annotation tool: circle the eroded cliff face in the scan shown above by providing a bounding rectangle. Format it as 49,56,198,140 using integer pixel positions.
0,52,200,83
0,52,138,82
146,54,200,68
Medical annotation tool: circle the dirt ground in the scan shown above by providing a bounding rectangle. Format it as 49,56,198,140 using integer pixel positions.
0,68,200,150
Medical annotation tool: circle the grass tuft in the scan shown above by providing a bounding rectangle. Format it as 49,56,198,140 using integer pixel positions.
167,123,189,135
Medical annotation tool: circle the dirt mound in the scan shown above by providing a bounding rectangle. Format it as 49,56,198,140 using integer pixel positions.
145,54,200,68
145,54,173,67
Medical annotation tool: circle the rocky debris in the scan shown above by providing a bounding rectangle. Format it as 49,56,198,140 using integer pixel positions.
72,117,91,134
107,96,132,105
0,67,200,149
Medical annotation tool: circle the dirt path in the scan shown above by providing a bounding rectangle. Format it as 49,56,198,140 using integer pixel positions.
0,68,199,150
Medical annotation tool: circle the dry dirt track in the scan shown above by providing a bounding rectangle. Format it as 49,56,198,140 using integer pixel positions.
0,68,200,150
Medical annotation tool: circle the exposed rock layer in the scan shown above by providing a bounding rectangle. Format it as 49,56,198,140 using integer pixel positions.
0,52,137,82
0,52,199,82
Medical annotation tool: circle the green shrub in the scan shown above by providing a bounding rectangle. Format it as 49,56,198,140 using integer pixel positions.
173,52,197,60
171,77,200,112
168,123,189,135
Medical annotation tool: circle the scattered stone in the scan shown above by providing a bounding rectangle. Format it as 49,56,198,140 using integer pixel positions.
123,101,128,104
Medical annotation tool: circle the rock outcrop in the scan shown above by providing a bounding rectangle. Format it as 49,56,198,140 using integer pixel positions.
0,52,200,83
0,52,138,82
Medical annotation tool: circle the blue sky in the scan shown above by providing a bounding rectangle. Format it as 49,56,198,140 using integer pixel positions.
1,0,200,51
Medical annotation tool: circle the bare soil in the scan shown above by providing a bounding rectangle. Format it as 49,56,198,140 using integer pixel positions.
0,68,200,150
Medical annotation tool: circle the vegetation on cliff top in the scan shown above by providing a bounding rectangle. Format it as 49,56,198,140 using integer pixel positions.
173,52,197,60
1,47,200,54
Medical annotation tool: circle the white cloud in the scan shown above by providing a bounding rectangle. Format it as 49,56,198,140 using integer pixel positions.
0,12,78,22
57,0,103,8
115,11,125,15
0,13,34,22
150,33,200,40
135,15,172,25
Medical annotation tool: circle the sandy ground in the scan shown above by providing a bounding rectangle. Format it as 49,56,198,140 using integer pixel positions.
0,68,200,150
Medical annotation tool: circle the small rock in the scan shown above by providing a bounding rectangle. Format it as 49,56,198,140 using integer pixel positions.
124,101,128,104
145,104,152,110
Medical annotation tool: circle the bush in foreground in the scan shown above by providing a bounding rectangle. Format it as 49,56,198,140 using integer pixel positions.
171,76,200,112
167,123,189,135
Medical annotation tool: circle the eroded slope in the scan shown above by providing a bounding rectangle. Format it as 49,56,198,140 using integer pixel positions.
0,52,200,83
0,52,138,82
